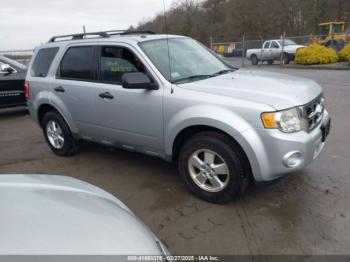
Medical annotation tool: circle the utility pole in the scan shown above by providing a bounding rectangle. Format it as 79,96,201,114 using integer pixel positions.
83,25,86,34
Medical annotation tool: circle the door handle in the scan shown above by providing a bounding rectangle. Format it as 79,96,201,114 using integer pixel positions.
99,92,114,100
54,86,65,93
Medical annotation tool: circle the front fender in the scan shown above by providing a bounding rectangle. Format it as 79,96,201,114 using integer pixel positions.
165,105,253,157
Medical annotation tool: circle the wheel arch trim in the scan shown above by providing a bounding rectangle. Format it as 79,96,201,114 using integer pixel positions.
37,101,79,135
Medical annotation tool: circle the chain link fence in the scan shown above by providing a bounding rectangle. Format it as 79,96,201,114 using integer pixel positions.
211,33,349,67
2,31,349,68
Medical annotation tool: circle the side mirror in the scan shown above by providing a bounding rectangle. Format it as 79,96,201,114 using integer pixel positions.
0,64,15,74
122,72,158,90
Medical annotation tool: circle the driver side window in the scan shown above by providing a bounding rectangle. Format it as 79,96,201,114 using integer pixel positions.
263,42,271,49
100,46,146,84
271,41,280,49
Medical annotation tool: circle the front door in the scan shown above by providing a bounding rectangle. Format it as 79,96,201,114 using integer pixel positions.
262,41,271,60
91,45,163,154
270,41,281,60
0,62,25,108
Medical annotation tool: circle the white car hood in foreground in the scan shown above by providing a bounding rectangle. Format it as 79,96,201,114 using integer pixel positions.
0,175,164,255
180,70,322,110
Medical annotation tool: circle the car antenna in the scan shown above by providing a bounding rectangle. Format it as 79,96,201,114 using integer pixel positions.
162,0,173,93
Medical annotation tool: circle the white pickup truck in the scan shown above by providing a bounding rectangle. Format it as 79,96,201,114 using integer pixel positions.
246,39,305,65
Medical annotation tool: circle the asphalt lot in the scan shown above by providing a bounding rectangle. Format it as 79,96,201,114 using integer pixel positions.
1,66,350,255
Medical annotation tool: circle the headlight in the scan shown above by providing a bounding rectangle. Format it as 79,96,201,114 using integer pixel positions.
261,107,302,133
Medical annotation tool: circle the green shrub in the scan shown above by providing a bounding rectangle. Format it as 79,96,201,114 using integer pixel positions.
295,44,338,65
339,43,350,62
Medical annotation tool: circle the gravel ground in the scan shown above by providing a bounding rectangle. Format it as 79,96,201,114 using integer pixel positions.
0,68,349,255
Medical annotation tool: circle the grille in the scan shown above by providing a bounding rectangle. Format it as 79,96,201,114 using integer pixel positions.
301,95,325,131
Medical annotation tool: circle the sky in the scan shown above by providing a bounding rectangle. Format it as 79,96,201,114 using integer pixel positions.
0,0,172,50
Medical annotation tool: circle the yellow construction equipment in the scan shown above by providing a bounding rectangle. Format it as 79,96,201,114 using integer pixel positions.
313,22,350,50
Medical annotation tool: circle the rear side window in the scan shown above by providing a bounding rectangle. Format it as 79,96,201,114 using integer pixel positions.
31,47,59,77
60,46,94,81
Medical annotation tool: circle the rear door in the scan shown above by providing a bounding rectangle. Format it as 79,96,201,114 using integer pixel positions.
0,60,26,108
53,45,97,137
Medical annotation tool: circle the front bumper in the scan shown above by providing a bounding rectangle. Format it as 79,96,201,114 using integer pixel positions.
238,110,330,182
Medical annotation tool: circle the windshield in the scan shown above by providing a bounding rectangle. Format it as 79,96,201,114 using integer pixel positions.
277,39,297,46
139,38,232,83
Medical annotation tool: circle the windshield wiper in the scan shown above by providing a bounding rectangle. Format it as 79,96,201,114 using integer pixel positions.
171,69,236,84
171,75,214,84
211,69,235,76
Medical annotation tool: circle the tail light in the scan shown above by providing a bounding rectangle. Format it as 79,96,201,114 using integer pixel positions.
24,80,30,101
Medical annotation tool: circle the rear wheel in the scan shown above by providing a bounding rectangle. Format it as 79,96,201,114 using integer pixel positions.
326,40,343,51
42,111,79,156
178,132,250,203
251,55,258,65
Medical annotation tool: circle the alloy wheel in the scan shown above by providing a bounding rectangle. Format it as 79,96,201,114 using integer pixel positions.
46,120,65,149
188,149,230,193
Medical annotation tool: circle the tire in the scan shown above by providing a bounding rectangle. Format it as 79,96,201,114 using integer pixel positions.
268,60,274,65
178,132,250,203
326,40,343,51
251,55,258,65
281,53,290,64
41,111,79,156
325,40,338,50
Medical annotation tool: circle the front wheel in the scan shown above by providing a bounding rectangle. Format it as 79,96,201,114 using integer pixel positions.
178,132,250,203
42,111,79,156
281,53,290,64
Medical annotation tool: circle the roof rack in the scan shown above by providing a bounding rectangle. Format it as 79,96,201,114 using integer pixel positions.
48,32,110,43
115,30,156,36
48,30,156,43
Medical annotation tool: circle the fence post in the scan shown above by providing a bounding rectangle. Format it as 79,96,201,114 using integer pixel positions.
259,36,264,67
310,33,313,45
242,33,246,67
280,32,286,67
210,36,213,50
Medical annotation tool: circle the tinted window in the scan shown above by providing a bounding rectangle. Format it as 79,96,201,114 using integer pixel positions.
99,46,145,84
60,46,94,81
271,41,279,48
31,47,59,77
263,42,270,49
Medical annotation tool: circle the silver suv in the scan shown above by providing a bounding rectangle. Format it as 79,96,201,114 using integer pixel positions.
26,31,331,203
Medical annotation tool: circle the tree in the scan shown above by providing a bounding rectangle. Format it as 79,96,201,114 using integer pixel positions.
137,0,350,43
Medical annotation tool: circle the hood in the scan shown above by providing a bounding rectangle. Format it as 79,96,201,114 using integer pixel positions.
0,175,163,255
284,45,305,53
179,69,322,110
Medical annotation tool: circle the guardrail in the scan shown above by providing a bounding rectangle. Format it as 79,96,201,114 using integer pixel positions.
0,49,33,65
